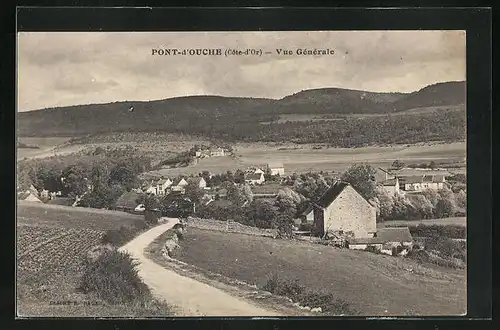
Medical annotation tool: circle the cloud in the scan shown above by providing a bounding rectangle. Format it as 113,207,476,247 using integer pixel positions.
17,31,465,111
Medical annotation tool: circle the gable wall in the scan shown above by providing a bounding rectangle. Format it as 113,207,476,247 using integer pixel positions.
323,186,376,238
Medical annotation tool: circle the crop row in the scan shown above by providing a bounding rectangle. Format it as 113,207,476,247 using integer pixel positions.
17,226,104,277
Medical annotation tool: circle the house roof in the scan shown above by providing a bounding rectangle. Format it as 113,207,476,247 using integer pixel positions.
315,181,350,208
206,199,234,208
300,205,314,216
399,176,424,184
19,191,42,203
187,177,204,185
375,227,413,242
115,191,144,209
349,227,412,245
251,183,284,195
173,177,188,185
246,173,264,180
381,178,398,186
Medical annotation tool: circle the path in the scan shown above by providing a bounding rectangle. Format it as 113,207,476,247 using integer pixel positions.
119,218,283,317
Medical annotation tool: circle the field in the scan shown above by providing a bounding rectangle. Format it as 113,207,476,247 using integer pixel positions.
381,217,467,228
16,202,170,317
261,106,464,124
17,137,74,159
173,227,466,316
17,201,144,229
150,141,466,176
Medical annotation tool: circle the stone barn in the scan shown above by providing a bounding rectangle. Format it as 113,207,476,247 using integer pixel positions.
312,181,377,239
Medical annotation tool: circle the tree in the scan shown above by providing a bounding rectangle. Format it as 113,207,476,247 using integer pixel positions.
376,188,395,221
391,160,405,170
62,165,89,198
109,162,137,190
184,181,205,206
455,190,467,209
408,194,434,219
234,169,246,184
435,198,455,218
340,164,377,200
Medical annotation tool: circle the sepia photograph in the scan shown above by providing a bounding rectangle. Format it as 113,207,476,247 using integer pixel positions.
16,30,467,317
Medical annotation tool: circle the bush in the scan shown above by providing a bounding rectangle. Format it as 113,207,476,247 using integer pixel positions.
101,226,136,247
409,224,465,239
262,274,358,315
79,250,151,304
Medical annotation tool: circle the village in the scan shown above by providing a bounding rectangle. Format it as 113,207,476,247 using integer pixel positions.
17,142,465,257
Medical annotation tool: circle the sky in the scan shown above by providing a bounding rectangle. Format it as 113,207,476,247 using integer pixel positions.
17,30,466,112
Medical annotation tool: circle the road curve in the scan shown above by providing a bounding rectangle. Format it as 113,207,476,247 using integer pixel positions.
119,218,283,317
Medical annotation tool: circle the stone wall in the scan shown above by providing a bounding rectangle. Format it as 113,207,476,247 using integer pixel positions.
185,216,277,238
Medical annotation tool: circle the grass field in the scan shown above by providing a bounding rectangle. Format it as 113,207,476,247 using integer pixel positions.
16,202,170,317
17,137,74,159
149,142,466,176
173,227,466,316
261,106,464,124
380,217,467,228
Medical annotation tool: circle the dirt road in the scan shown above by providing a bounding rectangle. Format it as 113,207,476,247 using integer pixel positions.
119,219,283,317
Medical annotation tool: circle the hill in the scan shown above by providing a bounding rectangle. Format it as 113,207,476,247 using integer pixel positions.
17,81,466,146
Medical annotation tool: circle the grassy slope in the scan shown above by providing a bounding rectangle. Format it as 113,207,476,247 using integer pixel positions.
174,227,466,316
16,203,171,317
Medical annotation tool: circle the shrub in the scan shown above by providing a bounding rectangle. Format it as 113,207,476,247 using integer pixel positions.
364,245,381,254
408,224,466,239
79,250,151,304
262,274,358,315
101,226,136,247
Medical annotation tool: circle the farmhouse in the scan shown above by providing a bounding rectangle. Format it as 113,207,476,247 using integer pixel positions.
268,164,285,176
245,173,265,185
156,177,173,195
379,178,400,195
187,176,207,189
171,177,189,192
399,175,445,192
312,181,377,239
348,227,413,255
299,205,314,223
195,146,226,158
18,191,43,203
210,147,225,157
374,167,396,183
114,191,144,213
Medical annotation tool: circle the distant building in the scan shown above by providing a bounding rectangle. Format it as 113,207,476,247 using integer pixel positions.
374,167,396,183
245,173,265,185
268,164,285,176
348,227,413,255
210,147,225,157
171,178,189,193
187,176,207,189
18,191,43,203
399,175,445,192
115,191,145,213
155,177,173,195
379,177,400,195
299,205,314,223
312,181,377,239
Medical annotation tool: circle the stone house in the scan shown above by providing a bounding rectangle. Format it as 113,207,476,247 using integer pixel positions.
312,181,377,239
